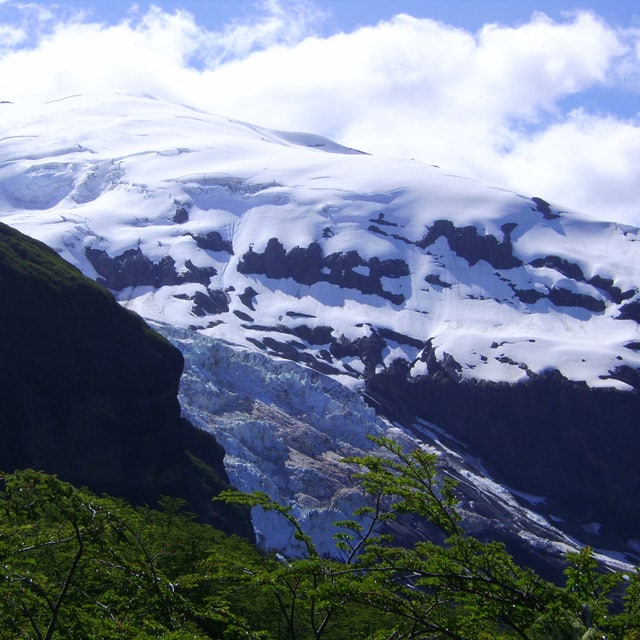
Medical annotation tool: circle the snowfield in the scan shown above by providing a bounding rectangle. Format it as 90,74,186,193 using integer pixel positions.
3,92,639,390
2,92,639,568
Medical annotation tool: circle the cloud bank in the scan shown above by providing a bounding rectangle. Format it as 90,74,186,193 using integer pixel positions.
1,0,639,223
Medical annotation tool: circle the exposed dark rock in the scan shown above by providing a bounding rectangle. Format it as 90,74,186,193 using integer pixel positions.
239,286,258,310
189,320,223,331
238,237,408,304
322,226,334,238
304,358,340,375
530,255,585,281
244,323,294,336
238,237,286,279
262,336,305,360
190,230,234,254
323,249,361,280
368,224,414,246
184,259,217,284
424,273,453,288
370,255,410,279
378,328,425,350
246,336,265,351
369,212,398,227
531,196,560,220
514,288,545,304
233,309,254,322
529,256,633,305
241,320,400,377
250,335,339,375
291,324,334,345
501,222,518,237
587,275,632,304
173,206,189,224
419,339,463,382
548,287,605,313
175,289,230,317
605,365,640,389
329,330,385,378
240,321,421,379
286,241,324,285
0,222,252,538
86,246,216,290
418,220,522,269
364,364,640,545
192,289,230,316
618,300,640,322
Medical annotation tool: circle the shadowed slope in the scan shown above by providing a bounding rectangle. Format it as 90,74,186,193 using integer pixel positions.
0,222,251,537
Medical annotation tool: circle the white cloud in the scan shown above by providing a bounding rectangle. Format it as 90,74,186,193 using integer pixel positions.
208,0,328,64
0,1,639,224
0,23,25,50
0,6,205,100
496,110,640,222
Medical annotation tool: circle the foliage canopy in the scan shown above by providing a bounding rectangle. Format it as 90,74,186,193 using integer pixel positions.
1,436,638,639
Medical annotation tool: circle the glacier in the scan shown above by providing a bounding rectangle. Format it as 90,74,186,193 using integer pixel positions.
156,322,604,569
2,91,639,569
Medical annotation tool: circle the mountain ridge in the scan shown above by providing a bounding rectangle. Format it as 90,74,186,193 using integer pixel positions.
1,92,639,565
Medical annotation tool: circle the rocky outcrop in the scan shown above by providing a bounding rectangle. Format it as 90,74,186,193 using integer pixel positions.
86,246,217,289
4,92,640,570
365,360,640,548
530,255,633,305
0,222,251,537
86,246,232,320
238,238,409,304
530,196,561,219
418,219,522,269
190,230,234,254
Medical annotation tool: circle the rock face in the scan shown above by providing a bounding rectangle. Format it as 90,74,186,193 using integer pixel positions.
3,93,640,564
365,365,640,546
238,238,409,304
0,222,251,537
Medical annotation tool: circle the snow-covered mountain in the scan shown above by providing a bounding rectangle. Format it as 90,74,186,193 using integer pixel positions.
1,92,639,569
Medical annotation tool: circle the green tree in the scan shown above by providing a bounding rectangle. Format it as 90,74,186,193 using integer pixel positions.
220,436,640,639
212,489,397,639
0,470,259,638
2,438,639,639
0,470,117,639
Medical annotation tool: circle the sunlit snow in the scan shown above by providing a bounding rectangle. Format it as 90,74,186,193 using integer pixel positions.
3,92,640,391
2,92,639,565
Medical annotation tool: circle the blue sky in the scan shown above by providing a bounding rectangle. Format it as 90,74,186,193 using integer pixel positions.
20,1,639,32
1,0,639,223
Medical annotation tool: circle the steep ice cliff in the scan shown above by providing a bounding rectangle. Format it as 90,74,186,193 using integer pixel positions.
157,323,631,577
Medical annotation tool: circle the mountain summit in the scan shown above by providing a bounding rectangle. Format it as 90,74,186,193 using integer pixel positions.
1,92,638,566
